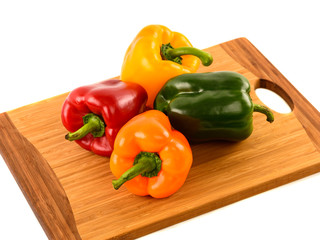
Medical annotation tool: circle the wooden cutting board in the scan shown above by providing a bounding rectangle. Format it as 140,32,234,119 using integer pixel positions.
1,38,320,240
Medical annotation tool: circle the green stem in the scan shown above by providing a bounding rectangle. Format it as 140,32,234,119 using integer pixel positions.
253,104,274,123
112,152,162,190
65,113,105,141
161,43,213,66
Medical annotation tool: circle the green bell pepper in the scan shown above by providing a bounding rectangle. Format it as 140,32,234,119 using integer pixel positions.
154,71,274,142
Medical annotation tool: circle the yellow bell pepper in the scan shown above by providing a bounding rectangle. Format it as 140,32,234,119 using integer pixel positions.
120,25,213,107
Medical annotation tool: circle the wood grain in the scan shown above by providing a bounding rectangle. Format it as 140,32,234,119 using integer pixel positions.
1,38,320,239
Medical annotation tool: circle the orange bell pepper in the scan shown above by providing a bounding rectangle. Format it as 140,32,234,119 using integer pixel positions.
110,110,193,198
120,24,213,107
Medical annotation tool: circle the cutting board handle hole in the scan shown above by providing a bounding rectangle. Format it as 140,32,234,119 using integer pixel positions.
254,79,293,113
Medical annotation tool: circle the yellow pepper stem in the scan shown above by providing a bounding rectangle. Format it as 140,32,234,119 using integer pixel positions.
161,43,213,66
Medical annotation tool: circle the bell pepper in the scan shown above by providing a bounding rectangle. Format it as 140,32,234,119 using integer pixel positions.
61,79,147,156
154,71,274,142
110,110,193,198
120,24,213,107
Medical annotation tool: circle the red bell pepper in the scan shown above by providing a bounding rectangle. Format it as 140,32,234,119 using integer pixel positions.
61,79,148,156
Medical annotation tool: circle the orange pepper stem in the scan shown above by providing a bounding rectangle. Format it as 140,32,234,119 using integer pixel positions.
112,152,162,190
161,43,213,66
65,113,105,141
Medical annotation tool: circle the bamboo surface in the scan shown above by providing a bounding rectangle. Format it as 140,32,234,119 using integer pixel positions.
1,38,320,240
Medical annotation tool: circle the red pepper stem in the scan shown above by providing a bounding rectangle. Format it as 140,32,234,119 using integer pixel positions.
65,113,105,141
112,152,162,190
253,104,274,123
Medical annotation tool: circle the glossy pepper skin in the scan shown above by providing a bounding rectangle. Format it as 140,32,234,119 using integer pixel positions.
154,71,274,142
120,24,213,107
61,79,147,156
110,110,193,198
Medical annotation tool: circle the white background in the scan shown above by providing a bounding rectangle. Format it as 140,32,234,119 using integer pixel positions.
1,0,320,239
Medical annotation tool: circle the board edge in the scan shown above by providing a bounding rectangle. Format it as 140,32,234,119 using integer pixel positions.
0,112,81,240
220,37,320,151
116,161,320,239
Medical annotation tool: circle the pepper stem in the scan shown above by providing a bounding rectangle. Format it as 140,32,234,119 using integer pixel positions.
161,43,213,66
65,113,105,141
112,152,162,190
253,104,274,123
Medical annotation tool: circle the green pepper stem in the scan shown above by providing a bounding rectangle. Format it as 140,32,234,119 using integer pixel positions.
167,47,213,66
253,104,274,123
65,113,105,141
